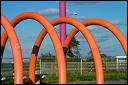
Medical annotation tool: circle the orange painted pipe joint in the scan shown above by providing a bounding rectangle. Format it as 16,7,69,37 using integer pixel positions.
1,13,127,84
1,15,23,84
31,18,127,84
1,12,67,84
29,17,104,84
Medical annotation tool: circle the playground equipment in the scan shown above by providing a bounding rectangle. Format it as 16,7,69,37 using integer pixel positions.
1,2,127,85
1,16,23,84
1,12,127,84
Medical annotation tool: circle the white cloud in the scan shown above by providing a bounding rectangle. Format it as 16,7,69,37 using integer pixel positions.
75,25,111,43
67,1,102,5
111,19,127,26
72,16,87,21
38,8,59,17
86,25,98,30
38,8,75,18
37,8,88,22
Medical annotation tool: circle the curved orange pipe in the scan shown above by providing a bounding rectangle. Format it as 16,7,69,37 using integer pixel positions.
29,17,104,84
1,16,23,84
1,12,67,84
64,18,127,55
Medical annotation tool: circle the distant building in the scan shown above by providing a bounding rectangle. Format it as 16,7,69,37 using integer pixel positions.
115,56,127,63
115,56,127,71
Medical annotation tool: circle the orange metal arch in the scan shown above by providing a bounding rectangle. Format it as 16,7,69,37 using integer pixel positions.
1,16,23,84
29,17,104,84
64,18,127,56
1,12,67,84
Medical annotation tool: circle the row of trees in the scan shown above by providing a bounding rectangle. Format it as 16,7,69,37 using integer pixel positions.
40,36,81,58
40,36,114,62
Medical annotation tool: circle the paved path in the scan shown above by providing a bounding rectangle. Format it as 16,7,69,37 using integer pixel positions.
69,80,127,84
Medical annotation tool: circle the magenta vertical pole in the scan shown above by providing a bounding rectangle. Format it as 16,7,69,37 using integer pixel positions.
60,1,66,46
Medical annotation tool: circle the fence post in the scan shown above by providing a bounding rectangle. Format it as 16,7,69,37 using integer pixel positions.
44,62,45,74
11,62,14,78
39,58,42,74
81,58,83,75
78,62,79,72
105,61,107,71
116,58,119,71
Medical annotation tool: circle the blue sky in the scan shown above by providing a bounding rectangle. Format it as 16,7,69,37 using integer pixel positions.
1,1,127,58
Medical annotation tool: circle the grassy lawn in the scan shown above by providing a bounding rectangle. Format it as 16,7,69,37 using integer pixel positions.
44,70,127,83
2,70,127,84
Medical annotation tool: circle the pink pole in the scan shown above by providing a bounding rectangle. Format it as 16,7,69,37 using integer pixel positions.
60,1,66,46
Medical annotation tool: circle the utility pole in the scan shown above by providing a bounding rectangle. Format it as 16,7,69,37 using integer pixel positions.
59,1,66,46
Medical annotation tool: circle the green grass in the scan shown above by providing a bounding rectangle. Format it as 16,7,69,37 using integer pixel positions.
2,78,13,84
104,70,127,80
44,70,127,83
44,74,57,83
2,70,127,84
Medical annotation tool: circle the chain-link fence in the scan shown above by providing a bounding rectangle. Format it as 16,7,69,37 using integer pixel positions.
1,58,127,78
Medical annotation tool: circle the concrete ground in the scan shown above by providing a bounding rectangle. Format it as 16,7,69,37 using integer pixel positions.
69,80,127,84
